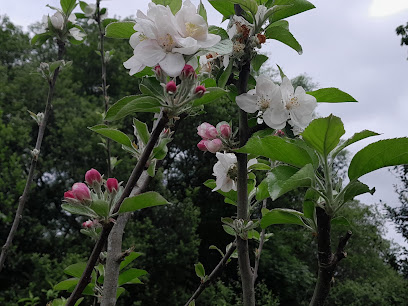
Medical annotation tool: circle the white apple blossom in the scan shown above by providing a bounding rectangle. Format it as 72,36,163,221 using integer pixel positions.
50,11,64,30
213,153,257,192
124,1,220,77
280,77,317,132
236,75,288,129
69,27,86,41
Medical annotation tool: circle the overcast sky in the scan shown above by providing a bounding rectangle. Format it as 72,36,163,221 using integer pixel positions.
2,0,408,247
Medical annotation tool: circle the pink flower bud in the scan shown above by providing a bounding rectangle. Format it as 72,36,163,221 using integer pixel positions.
64,190,75,199
194,85,206,97
72,183,91,202
166,81,177,93
274,130,285,137
154,65,161,76
82,220,93,228
85,168,102,186
205,138,223,153
106,178,119,193
180,64,197,80
197,139,208,151
197,122,218,140
219,124,232,138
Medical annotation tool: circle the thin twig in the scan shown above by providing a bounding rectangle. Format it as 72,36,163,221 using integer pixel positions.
66,112,169,306
184,240,237,306
252,200,267,285
0,41,66,273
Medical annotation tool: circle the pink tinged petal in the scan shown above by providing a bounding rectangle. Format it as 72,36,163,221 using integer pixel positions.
134,40,166,67
159,52,185,77
263,106,289,129
197,140,208,151
72,183,91,202
236,93,259,113
205,139,223,153
280,77,294,103
197,122,215,139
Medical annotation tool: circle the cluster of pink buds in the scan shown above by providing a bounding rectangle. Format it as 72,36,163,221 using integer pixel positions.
197,122,232,153
274,129,285,137
155,65,207,113
82,219,98,228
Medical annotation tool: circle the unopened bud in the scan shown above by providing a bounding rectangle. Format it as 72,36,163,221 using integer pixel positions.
106,178,119,193
85,168,102,186
197,139,208,151
205,138,223,153
50,12,64,30
197,122,218,140
82,220,93,228
180,64,197,80
274,130,285,137
64,190,75,199
72,182,91,202
194,85,206,98
218,123,231,138
154,65,162,77
166,81,177,94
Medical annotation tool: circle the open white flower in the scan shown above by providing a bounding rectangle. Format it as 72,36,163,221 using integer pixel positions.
174,0,220,55
124,1,219,77
69,27,86,41
213,152,257,192
236,75,288,129
280,77,317,131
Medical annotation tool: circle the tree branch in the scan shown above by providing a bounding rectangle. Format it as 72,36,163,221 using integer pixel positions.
66,112,169,306
309,208,352,306
0,41,66,273
184,241,237,306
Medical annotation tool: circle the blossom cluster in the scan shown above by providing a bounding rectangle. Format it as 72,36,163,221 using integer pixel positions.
63,169,120,222
197,122,232,153
236,75,317,133
124,0,220,77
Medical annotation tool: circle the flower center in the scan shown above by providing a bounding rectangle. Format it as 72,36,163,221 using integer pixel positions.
233,42,245,53
286,95,299,110
185,22,204,38
227,164,238,180
139,34,148,41
158,33,175,52
257,96,270,112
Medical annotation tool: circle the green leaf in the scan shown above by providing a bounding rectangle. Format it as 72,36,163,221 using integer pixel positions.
152,138,172,160
192,87,228,107
119,252,143,271
269,0,315,23
331,216,351,227
224,0,258,15
202,39,233,55
152,0,182,14
89,125,132,148
342,180,375,204
306,88,357,103
261,208,305,229
105,21,136,39
208,0,235,20
265,20,302,54
218,60,233,88
256,178,269,201
222,224,236,235
332,130,380,158
251,54,268,72
133,66,155,78
140,77,165,99
147,160,157,177
236,135,314,168
133,119,150,145
266,164,315,200
119,192,169,214
118,269,148,286
90,200,110,217
348,138,408,180
194,262,206,279
61,0,77,14
31,32,51,45
276,64,287,79
54,278,78,291
303,200,315,219
208,26,229,40
248,163,271,171
61,203,98,218
198,0,207,22
64,263,86,278
116,287,126,299
302,115,345,157
189,300,196,306
105,95,161,121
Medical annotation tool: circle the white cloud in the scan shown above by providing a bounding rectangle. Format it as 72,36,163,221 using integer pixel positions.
370,0,408,17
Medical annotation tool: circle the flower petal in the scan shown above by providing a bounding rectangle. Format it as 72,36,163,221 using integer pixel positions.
280,77,294,103
236,93,258,113
134,39,166,67
159,53,185,77
263,105,289,129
